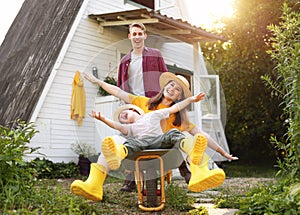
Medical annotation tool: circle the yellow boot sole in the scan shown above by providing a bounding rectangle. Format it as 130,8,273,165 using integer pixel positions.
101,137,127,170
190,134,207,165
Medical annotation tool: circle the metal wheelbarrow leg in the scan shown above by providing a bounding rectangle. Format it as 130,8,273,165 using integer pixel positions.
122,149,184,211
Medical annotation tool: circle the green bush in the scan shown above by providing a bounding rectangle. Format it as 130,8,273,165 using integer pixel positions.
0,121,99,214
238,178,300,214
0,120,38,210
28,157,79,179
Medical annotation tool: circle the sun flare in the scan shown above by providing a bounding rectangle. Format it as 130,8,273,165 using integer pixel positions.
186,0,235,29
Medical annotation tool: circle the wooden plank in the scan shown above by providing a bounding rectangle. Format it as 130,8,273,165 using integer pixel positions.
100,18,159,26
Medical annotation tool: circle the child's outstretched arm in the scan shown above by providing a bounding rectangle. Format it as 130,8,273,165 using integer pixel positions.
89,110,128,135
169,92,205,114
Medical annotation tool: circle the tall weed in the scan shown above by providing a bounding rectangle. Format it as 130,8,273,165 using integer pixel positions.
263,2,300,180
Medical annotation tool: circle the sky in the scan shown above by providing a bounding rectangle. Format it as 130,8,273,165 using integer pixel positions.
0,0,24,45
0,0,234,45
187,0,235,29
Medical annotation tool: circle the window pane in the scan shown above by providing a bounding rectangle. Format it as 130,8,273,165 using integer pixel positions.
125,0,155,9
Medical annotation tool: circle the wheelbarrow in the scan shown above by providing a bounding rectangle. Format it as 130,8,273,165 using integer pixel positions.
121,148,184,212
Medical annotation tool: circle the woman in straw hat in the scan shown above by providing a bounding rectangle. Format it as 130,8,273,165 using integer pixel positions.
70,71,238,202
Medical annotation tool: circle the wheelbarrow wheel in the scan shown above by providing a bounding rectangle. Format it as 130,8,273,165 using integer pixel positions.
145,167,158,207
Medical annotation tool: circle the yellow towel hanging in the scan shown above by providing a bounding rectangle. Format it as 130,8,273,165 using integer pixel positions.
70,71,86,126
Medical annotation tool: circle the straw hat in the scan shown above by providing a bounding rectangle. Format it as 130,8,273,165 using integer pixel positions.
113,104,145,122
159,72,192,98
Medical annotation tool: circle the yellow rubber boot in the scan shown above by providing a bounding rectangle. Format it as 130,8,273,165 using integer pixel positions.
70,163,106,201
188,154,225,192
180,134,207,165
101,136,128,170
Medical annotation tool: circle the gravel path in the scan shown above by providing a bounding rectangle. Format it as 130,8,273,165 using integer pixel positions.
196,203,238,215
188,177,275,215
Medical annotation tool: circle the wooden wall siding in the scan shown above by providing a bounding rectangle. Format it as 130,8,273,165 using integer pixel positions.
160,42,194,69
87,0,135,14
0,0,84,126
29,1,131,162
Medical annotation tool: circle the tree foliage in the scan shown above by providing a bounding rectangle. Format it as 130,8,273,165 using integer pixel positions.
225,2,300,214
202,0,286,163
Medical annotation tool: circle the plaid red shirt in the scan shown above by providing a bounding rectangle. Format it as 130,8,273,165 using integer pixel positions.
117,47,168,98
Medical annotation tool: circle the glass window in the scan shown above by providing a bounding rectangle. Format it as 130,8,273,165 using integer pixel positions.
124,0,155,9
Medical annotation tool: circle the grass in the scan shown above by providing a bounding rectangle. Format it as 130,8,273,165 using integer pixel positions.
1,162,277,214
34,177,194,214
221,161,278,178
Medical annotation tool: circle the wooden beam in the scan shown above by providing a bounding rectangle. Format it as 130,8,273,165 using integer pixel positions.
141,13,151,19
99,18,159,27
159,29,191,35
96,17,105,22
117,15,127,21
191,36,206,40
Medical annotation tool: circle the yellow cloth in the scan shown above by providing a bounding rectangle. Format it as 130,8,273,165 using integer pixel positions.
71,71,86,126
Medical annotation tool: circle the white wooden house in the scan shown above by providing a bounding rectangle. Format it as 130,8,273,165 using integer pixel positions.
3,0,230,164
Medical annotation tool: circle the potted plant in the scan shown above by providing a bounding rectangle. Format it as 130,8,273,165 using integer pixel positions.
97,76,117,96
71,142,97,176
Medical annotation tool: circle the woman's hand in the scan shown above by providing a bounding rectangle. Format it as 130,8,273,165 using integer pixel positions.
192,92,206,102
83,72,131,104
223,153,239,161
83,72,100,85
216,147,239,160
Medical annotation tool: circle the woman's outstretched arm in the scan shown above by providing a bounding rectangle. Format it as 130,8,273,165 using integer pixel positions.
83,72,131,103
